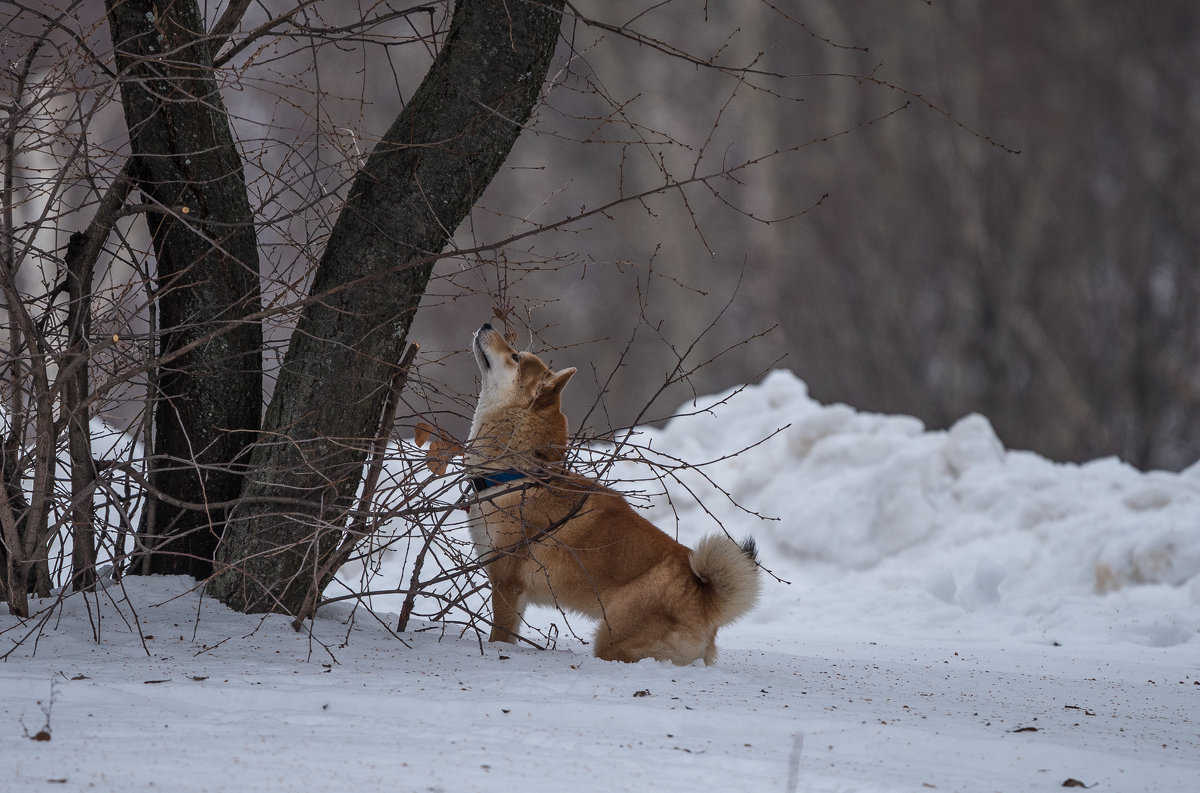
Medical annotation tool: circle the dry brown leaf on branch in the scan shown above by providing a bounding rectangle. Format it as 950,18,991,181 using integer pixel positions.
414,422,463,476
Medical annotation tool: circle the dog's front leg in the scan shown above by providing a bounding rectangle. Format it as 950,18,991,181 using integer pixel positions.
486,566,525,643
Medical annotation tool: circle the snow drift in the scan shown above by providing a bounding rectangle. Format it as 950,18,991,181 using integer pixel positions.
3,370,1197,793
607,370,1200,650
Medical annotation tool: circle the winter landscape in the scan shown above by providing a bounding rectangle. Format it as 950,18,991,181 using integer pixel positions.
2,370,1197,792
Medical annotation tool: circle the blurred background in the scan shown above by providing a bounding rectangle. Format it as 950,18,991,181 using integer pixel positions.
10,0,1200,470
409,0,1200,471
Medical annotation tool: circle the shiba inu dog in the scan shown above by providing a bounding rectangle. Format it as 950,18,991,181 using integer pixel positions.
464,322,760,665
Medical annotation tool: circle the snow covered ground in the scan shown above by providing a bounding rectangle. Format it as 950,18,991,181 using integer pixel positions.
3,370,1198,792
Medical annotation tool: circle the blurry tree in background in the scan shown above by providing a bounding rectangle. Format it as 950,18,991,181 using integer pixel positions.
734,1,1200,472
425,1,1198,472
2,0,1198,620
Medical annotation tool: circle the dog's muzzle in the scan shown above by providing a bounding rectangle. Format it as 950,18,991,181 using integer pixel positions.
473,323,494,370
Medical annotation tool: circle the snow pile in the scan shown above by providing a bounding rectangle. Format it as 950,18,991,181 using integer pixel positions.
606,370,1200,649
3,370,1198,793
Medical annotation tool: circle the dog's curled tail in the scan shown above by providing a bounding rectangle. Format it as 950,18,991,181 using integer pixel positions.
689,535,761,627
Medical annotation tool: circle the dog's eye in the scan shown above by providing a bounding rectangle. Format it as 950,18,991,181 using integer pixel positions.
511,353,520,362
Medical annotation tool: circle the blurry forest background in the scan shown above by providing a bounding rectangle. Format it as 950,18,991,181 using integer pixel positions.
413,0,1200,471
9,0,1200,471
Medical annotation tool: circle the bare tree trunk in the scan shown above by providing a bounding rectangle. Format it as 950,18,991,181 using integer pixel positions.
63,232,97,591
208,0,565,614
105,0,263,578
0,437,33,609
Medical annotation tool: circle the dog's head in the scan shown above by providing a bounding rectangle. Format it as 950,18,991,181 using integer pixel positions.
469,323,576,463
472,323,575,415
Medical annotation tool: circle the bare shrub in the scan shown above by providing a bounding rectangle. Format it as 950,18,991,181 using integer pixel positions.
1,1,988,646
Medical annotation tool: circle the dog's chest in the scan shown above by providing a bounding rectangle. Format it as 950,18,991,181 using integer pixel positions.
466,503,492,556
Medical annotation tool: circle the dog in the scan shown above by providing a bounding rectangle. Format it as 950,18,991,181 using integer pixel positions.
464,322,760,665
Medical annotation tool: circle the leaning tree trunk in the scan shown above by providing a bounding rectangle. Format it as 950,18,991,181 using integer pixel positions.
207,0,565,614
106,0,263,578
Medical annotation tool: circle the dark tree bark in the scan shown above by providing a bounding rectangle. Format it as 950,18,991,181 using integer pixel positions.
207,0,565,614
64,231,98,592
0,438,35,601
105,0,263,577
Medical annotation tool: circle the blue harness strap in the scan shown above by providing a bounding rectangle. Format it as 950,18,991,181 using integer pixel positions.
470,469,530,493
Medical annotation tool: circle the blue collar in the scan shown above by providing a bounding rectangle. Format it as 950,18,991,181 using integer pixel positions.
470,469,530,493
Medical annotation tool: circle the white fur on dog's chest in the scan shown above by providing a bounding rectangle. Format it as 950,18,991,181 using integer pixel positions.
467,503,492,556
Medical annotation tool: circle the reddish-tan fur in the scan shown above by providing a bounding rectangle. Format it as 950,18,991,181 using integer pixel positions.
466,323,760,665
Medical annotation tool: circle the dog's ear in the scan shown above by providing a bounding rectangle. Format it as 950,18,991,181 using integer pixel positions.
533,366,576,408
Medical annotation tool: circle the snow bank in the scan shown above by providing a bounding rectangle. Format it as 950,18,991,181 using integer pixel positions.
604,370,1200,649
4,371,1197,793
